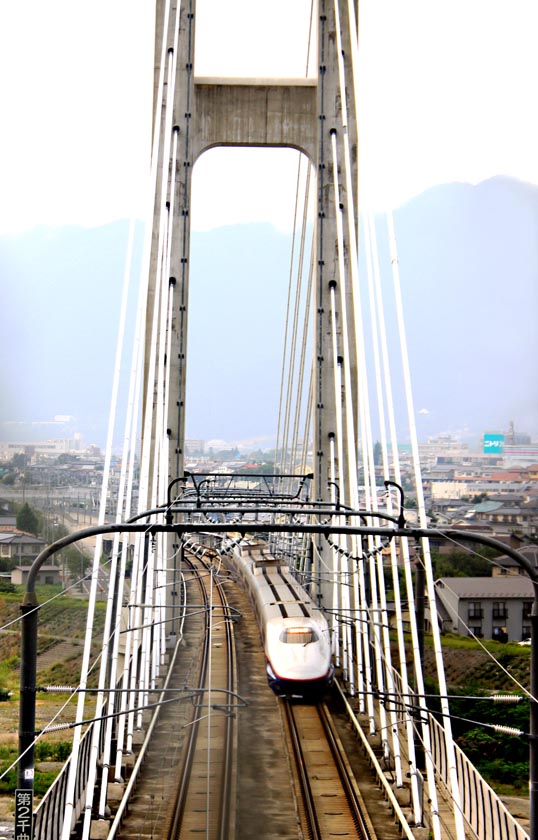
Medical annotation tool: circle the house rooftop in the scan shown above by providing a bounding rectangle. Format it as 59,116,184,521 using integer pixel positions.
436,576,535,598
0,531,45,544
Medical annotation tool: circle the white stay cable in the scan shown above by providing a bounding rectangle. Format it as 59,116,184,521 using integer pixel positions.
142,0,181,727
287,167,313,476
365,211,422,820
112,190,155,785
132,260,162,730
140,214,171,717
79,217,139,837
133,37,177,737
365,210,440,833
95,0,176,803
327,225,354,691
329,128,376,724
361,211,404,783
137,42,174,519
387,210,465,840
141,207,171,706
346,0,433,815
328,436,342,671
328,24,376,714
115,0,176,787
290,248,313,476
64,203,136,839
276,153,305,476
330,64,381,734
157,123,180,666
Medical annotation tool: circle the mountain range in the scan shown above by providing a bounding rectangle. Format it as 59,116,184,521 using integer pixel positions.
0,176,536,450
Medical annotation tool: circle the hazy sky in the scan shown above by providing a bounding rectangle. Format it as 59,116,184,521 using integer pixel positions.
1,0,537,448
0,0,537,234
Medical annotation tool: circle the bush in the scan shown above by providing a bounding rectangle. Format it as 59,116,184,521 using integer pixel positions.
34,740,71,762
0,764,16,795
478,759,529,790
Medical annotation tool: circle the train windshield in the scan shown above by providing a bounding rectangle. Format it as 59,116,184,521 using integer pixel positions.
280,627,318,644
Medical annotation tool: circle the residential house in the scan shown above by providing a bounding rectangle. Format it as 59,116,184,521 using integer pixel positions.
492,545,538,577
435,575,534,642
0,529,46,564
11,565,61,586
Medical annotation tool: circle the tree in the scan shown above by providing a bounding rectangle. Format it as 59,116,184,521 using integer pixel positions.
373,441,382,466
10,453,27,469
16,503,39,536
471,493,488,503
431,548,494,578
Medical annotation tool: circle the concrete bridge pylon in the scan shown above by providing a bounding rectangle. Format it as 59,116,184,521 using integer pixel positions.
146,0,359,518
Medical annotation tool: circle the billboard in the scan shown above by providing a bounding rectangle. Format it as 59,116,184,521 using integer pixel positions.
483,433,504,454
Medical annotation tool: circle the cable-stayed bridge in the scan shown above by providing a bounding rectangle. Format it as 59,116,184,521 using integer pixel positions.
11,2,533,839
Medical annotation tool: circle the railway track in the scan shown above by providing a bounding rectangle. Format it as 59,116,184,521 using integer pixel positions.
283,700,375,840
113,551,239,840
111,544,399,839
164,553,238,840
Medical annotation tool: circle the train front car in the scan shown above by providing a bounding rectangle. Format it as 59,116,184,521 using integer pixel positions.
264,611,334,699
255,565,333,699
228,540,334,699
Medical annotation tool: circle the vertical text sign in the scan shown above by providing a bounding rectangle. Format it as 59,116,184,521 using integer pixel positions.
15,789,33,840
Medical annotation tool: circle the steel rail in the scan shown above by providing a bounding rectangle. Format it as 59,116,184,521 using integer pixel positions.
317,702,372,839
216,555,237,840
283,701,321,840
166,551,236,840
106,574,188,840
166,556,213,839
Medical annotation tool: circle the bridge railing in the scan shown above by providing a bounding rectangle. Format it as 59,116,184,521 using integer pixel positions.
33,719,103,840
429,711,529,840
389,667,529,840
32,571,189,840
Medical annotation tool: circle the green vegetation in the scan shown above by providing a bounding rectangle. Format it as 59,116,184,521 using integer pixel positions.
16,502,40,536
426,634,531,795
431,547,498,578
0,588,106,804
0,741,72,796
0,587,106,696
442,688,529,791
5,501,92,581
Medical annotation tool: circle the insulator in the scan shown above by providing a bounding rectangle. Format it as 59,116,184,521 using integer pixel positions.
44,685,76,693
42,722,70,733
493,725,524,737
491,695,522,704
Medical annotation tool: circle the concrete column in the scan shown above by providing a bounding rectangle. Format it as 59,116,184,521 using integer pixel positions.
313,0,359,602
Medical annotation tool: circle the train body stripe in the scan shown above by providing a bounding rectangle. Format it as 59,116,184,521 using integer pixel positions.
263,570,288,618
276,569,310,617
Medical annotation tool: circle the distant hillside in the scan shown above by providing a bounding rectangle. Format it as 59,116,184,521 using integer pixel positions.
387,176,538,442
0,176,536,447
0,222,143,444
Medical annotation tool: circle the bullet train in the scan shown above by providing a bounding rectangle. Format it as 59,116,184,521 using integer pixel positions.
224,539,334,699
